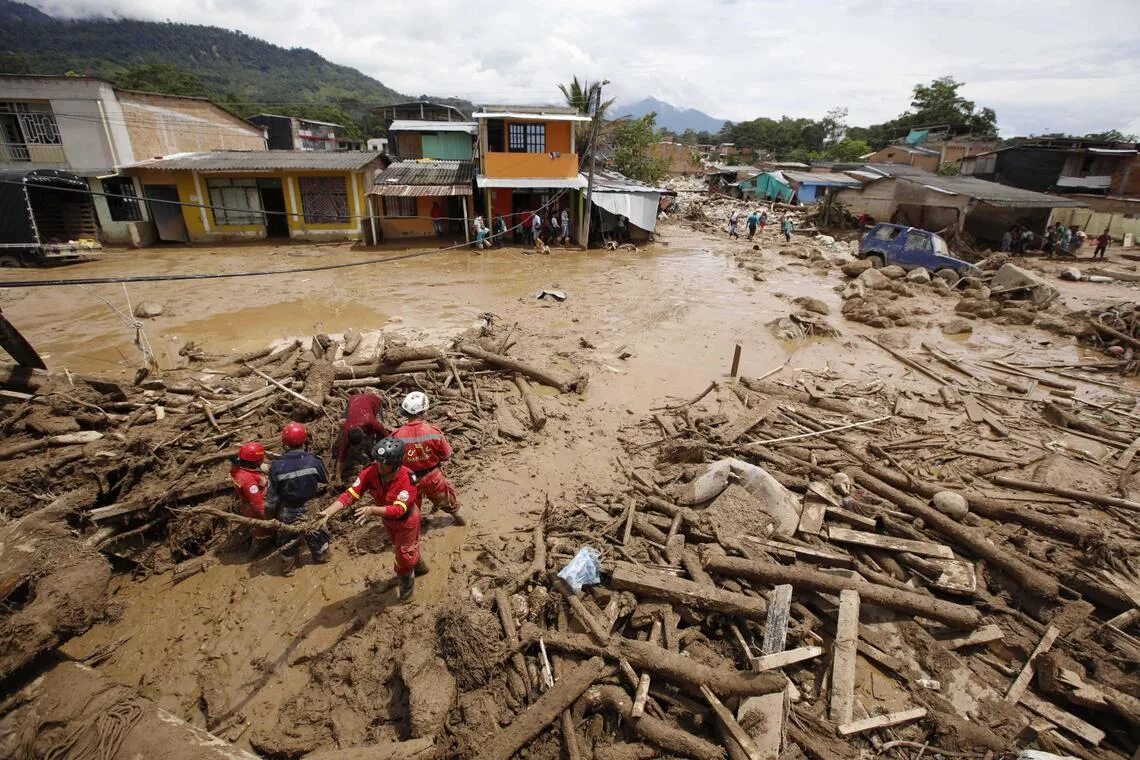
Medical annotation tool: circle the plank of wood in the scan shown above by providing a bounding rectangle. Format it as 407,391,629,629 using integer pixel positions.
942,624,1004,651
829,590,860,724
1021,692,1105,746
1005,625,1060,704
1116,434,1140,469
701,685,764,760
824,505,878,530
837,707,927,737
762,585,793,655
753,646,823,672
827,526,954,560
797,500,826,535
929,558,978,594
742,536,854,567
621,501,636,546
737,690,786,760
982,413,1010,438
718,399,778,443
611,562,768,622
963,395,986,423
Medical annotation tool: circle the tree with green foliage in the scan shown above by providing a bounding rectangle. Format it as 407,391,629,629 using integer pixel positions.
558,76,614,154
903,76,997,137
612,113,670,184
824,139,871,162
115,64,209,97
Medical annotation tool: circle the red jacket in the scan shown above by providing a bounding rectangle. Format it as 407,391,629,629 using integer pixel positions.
392,419,452,473
230,465,266,512
337,393,389,462
337,463,419,520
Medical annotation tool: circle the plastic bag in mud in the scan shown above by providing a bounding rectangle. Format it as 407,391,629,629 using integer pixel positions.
557,547,601,593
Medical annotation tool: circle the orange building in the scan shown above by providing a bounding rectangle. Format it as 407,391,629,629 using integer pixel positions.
473,105,590,240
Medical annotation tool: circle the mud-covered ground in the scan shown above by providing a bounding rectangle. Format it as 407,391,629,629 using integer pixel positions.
2,221,1139,757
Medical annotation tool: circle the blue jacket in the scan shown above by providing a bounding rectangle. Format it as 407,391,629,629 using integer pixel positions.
268,450,328,511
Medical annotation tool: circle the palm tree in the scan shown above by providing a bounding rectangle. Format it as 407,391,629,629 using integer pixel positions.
559,77,614,155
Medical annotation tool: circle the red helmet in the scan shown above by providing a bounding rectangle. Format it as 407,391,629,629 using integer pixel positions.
237,441,265,465
282,422,308,447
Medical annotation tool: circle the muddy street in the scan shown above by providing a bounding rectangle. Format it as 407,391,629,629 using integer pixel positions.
3,219,1140,759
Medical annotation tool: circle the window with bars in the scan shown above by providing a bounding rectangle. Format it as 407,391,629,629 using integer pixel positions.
103,176,143,222
383,197,416,217
508,123,545,153
299,176,349,224
206,178,264,226
0,101,61,144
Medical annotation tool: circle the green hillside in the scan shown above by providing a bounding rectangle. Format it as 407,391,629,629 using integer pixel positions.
0,1,470,137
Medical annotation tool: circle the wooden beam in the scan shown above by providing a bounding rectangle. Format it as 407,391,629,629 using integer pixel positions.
942,624,1004,651
701,685,763,760
829,590,860,725
1006,625,1060,705
1021,693,1105,746
797,500,826,535
762,585,793,655
611,562,769,622
837,707,927,736
826,526,954,560
753,646,823,672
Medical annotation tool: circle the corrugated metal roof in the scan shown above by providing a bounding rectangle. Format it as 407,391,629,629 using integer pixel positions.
1056,175,1113,190
388,120,477,134
368,160,473,196
897,175,1087,208
473,105,590,122
782,170,862,187
125,150,384,172
862,163,938,178
1087,147,1138,155
591,168,664,194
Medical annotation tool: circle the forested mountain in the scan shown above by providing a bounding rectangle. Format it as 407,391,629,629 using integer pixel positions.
0,1,469,138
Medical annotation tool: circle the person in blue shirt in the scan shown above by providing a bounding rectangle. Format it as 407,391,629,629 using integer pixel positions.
746,210,760,241
268,422,330,576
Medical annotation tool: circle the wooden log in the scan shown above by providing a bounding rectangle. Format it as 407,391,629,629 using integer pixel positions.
383,345,443,364
1043,402,1132,445
245,365,321,410
682,549,716,586
506,525,547,595
554,577,611,646
826,526,954,560
1021,692,1105,746
701,552,980,628
577,685,725,760
513,375,547,431
0,430,103,460
474,657,609,760
494,402,528,441
941,624,1005,650
992,474,1140,513
847,467,1061,599
702,685,762,760
829,590,860,724
622,501,636,546
460,344,580,392
739,377,879,420
88,480,232,524
717,399,778,443
494,589,534,702
837,707,926,737
1005,624,1060,705
611,562,769,622
525,625,787,697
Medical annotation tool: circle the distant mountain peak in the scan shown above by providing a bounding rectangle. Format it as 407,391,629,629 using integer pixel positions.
621,97,724,134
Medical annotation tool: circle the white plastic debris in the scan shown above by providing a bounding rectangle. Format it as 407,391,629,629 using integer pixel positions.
557,547,601,593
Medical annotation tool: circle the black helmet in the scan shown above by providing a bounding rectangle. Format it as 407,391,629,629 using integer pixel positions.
371,437,406,466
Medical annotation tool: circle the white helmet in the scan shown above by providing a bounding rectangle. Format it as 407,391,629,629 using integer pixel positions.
401,391,429,417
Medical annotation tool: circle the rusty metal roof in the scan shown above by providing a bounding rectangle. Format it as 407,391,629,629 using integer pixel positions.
125,150,384,172
368,160,474,196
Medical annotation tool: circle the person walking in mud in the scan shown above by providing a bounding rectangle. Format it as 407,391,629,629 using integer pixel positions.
1094,229,1111,259
321,438,422,600
728,209,740,239
392,391,464,526
746,209,760,241
759,208,769,235
781,213,793,242
268,422,330,576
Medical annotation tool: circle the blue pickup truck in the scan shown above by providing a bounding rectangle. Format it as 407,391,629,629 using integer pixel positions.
858,223,981,284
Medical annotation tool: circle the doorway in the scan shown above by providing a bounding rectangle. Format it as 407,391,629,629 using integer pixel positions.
143,185,189,243
257,179,289,238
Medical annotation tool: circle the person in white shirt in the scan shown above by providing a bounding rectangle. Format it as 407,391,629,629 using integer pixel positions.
559,208,571,245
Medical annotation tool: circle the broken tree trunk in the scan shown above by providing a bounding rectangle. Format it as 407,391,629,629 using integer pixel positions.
846,467,1061,599
506,525,546,595
514,375,547,431
523,625,787,697
473,657,609,760
576,685,726,760
1042,402,1133,445
0,430,103,460
459,344,581,392
494,588,534,702
992,474,1140,513
610,562,769,622
700,550,980,628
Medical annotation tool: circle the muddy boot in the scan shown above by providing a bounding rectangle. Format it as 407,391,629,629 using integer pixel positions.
397,571,415,601
414,556,431,576
312,546,332,564
281,554,297,577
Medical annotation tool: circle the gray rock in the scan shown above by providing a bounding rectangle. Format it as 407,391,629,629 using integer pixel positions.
880,265,907,280
815,234,836,246
955,298,1000,318
132,301,164,318
841,279,867,300
858,268,892,290
932,491,969,520
941,318,974,335
931,278,954,296
906,267,932,284
843,259,873,278
793,296,831,315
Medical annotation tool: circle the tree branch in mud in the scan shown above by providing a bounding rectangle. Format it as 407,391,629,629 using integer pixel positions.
174,506,318,535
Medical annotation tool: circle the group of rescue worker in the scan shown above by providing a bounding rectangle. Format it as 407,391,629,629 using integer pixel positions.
228,390,461,601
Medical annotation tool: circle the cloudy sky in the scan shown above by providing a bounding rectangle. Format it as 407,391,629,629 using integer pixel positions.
30,0,1140,137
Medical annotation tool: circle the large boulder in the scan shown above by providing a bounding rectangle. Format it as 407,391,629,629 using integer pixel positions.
793,296,830,315
955,298,1000,318
858,267,892,290
843,259,873,278
990,263,1060,307
941,318,974,335
906,267,932,284
841,279,867,300
880,265,907,280
133,301,164,318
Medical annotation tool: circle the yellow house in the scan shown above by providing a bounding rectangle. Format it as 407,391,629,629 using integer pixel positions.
473,105,590,239
124,150,385,244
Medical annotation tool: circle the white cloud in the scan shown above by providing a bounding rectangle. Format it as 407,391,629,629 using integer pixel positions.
28,0,1140,136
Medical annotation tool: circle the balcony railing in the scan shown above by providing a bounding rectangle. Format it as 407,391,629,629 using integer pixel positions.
0,142,66,163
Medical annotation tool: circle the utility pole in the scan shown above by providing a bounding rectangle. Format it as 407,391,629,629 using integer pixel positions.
579,79,608,250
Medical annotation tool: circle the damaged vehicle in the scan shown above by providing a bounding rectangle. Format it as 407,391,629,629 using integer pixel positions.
858,223,980,284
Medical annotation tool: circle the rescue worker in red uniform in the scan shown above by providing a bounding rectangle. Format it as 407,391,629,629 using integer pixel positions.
321,438,422,600
392,391,464,526
230,441,271,548
333,392,389,485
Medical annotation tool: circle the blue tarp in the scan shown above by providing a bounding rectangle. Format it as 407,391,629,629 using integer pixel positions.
740,171,793,203
906,129,929,146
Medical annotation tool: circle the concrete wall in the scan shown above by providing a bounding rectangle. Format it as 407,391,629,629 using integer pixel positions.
1052,206,1140,241
375,194,473,238
835,178,900,221
480,119,576,178
115,91,265,162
